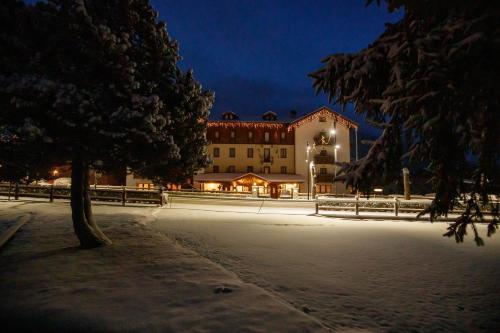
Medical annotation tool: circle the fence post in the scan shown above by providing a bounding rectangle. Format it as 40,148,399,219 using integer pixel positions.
8,182,12,201
49,184,54,202
355,195,359,216
394,197,399,217
315,201,319,214
159,186,164,207
122,186,126,206
14,182,19,200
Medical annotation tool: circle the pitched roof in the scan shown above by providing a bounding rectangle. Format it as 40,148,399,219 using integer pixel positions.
289,106,358,129
208,106,358,129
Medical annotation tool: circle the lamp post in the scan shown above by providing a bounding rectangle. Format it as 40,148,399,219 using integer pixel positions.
310,161,316,199
306,141,311,200
334,144,340,195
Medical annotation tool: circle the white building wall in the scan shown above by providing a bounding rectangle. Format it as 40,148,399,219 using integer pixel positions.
294,118,351,194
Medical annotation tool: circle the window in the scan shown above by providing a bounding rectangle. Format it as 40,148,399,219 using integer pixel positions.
247,148,253,158
213,147,220,158
263,166,270,174
320,168,327,174
280,166,287,174
320,149,327,156
228,165,235,173
230,130,235,138
229,147,235,158
264,132,270,142
263,148,271,162
137,183,154,189
214,131,219,138
319,116,327,122
280,148,287,158
248,131,253,139
281,132,286,140
247,166,254,173
213,165,219,173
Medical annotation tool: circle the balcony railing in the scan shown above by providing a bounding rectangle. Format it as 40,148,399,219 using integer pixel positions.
315,173,335,182
314,155,335,164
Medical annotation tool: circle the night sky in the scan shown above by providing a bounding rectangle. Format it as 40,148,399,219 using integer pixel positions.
152,0,402,133
24,0,402,134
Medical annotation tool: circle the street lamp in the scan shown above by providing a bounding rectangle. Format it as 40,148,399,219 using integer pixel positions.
334,144,340,195
310,161,316,198
306,141,311,200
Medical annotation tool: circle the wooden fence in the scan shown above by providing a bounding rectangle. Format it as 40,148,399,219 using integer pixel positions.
315,196,498,217
315,196,432,216
0,183,164,206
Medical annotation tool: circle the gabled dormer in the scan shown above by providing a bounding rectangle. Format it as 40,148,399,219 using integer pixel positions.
262,111,278,121
221,111,239,120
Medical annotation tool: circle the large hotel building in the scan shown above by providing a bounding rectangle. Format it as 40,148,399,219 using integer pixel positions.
192,106,358,198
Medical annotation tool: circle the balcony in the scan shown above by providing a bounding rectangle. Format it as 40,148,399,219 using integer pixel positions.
315,173,335,183
313,131,333,146
261,156,274,164
314,154,335,164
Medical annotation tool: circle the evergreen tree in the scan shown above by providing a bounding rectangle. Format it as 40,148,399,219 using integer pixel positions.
311,0,499,245
0,0,213,248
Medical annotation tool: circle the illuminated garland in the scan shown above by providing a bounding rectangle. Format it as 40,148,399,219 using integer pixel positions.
208,121,286,129
208,108,358,131
287,108,358,131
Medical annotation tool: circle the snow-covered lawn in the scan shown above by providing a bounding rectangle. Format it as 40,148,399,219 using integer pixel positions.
0,201,326,332
151,202,500,332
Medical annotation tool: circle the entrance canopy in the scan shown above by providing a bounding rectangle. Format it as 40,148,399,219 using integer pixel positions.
194,172,305,185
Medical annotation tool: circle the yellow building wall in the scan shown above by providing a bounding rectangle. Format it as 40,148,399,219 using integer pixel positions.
207,144,295,174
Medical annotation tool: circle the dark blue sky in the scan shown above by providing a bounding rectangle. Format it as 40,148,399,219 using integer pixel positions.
152,0,402,130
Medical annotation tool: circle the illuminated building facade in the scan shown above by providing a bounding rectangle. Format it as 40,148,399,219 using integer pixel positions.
194,106,358,198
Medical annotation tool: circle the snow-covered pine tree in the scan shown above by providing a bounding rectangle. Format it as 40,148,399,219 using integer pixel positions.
0,0,213,248
310,0,499,245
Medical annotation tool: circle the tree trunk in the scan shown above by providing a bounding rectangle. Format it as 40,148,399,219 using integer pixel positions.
71,152,110,248
83,170,112,244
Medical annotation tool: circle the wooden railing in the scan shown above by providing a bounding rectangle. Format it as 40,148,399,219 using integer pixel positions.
315,196,498,217
314,155,335,164
315,174,335,182
0,183,163,206
315,196,432,216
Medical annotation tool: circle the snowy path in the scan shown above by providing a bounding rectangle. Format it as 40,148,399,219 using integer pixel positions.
0,202,327,332
151,202,500,332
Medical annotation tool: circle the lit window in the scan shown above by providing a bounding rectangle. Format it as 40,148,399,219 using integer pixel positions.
214,131,219,138
230,130,235,138
281,132,285,139
264,132,270,142
248,131,253,139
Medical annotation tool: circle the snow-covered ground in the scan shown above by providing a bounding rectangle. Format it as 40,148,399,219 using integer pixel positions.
151,200,500,332
1,198,499,332
0,201,326,332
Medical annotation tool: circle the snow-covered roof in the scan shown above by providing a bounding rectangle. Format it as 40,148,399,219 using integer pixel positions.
194,173,305,183
289,106,358,129
208,106,358,129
